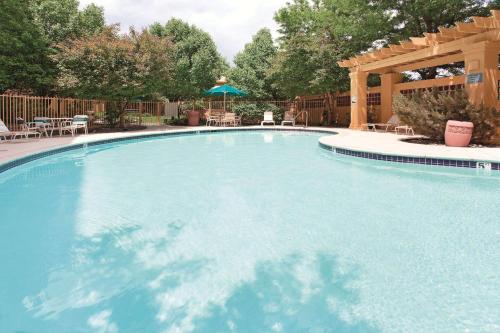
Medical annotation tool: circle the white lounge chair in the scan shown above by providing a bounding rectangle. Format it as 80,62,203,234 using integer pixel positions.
0,119,41,141
395,125,415,135
363,114,400,132
281,111,295,126
16,117,44,137
60,115,89,136
261,112,275,126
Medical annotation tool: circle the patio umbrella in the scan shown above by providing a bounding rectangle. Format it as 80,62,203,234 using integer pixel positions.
204,84,247,111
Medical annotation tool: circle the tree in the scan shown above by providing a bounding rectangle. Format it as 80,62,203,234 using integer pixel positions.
30,0,105,44
150,19,228,99
271,0,496,96
54,26,174,126
379,0,491,79
270,0,391,97
28,0,105,93
229,28,279,99
0,0,52,94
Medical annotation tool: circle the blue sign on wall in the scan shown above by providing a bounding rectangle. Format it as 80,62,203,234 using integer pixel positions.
466,72,483,84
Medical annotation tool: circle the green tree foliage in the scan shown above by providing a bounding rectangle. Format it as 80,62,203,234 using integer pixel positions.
0,0,52,94
380,0,491,79
233,102,283,125
270,0,496,96
54,26,174,126
30,0,105,43
150,19,228,100
384,0,490,40
0,0,105,94
270,0,391,97
229,28,279,99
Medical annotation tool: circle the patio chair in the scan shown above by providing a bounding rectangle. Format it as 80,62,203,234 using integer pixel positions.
60,115,89,136
281,111,295,126
16,117,43,137
32,117,58,137
363,114,400,132
221,112,238,127
234,114,242,126
0,119,41,141
261,112,275,126
206,109,224,127
395,125,415,135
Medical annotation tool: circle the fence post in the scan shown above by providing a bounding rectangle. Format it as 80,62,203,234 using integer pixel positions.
139,102,143,126
157,102,161,126
23,95,27,121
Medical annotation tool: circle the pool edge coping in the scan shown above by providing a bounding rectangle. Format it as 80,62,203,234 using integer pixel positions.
318,139,500,171
1,126,499,173
0,127,336,174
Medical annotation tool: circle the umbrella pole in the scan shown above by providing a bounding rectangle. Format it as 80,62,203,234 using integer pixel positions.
224,92,226,112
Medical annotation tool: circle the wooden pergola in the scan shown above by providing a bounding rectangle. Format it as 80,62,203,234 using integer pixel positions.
338,10,500,130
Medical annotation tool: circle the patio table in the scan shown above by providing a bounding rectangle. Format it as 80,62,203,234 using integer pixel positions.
41,118,72,136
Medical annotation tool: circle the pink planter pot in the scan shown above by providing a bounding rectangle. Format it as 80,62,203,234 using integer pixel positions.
445,120,473,147
187,111,200,126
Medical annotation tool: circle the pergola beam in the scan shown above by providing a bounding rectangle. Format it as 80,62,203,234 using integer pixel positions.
410,37,429,47
400,41,424,50
380,48,395,56
456,22,486,34
438,26,469,39
423,32,455,44
393,52,464,73
388,44,409,54
358,30,500,72
472,16,500,29
491,9,500,20
339,11,500,70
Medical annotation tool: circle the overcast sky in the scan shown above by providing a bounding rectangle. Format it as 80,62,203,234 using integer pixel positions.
79,0,288,63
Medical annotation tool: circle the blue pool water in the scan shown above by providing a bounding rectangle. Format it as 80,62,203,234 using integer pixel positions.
0,131,499,333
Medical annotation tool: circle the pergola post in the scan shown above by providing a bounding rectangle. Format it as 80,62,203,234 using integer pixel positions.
380,72,402,122
463,41,500,108
349,69,368,129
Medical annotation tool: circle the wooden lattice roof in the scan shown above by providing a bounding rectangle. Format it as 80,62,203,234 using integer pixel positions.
338,10,500,72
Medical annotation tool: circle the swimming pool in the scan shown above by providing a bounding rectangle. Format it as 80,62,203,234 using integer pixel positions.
0,130,499,333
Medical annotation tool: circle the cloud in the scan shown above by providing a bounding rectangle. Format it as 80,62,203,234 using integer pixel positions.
79,0,288,63
88,310,118,333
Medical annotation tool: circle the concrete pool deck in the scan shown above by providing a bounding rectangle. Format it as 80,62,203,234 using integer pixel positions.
1,126,499,167
319,129,500,163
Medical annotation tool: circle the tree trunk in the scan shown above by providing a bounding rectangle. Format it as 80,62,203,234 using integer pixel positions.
119,100,128,129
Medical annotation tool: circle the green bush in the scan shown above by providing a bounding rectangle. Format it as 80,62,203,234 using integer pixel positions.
232,102,283,125
164,116,188,126
179,100,205,113
393,89,497,144
101,101,120,127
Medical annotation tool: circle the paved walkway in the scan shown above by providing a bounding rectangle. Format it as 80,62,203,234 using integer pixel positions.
320,129,500,162
1,126,499,165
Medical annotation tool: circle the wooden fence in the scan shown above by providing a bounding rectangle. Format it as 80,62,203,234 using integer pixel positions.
0,95,167,130
0,94,341,129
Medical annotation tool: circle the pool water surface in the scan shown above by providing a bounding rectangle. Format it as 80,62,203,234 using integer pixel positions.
0,131,499,333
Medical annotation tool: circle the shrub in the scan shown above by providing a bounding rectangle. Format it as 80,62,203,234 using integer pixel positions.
393,89,497,144
179,100,205,113
233,102,283,125
164,116,188,126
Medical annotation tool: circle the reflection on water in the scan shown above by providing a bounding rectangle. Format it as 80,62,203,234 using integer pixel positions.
22,216,378,332
1,132,499,333
192,255,380,333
